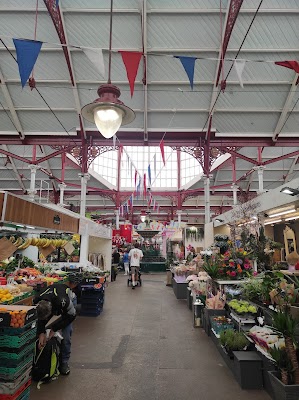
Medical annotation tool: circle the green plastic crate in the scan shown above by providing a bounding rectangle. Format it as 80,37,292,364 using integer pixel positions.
0,328,36,349
0,358,32,381
0,343,34,367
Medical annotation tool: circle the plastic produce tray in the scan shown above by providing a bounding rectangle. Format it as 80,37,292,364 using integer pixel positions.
0,379,31,400
0,343,34,368
0,356,33,380
16,387,30,400
0,328,36,349
0,367,31,395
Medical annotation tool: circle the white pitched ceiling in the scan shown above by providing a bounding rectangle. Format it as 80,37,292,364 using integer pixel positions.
0,0,298,219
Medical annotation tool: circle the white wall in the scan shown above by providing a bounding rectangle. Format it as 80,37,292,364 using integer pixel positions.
88,236,112,271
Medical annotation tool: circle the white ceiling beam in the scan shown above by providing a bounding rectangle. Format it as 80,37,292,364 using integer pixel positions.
3,79,292,86
0,67,25,139
142,0,148,142
284,156,299,183
2,46,299,54
4,7,298,14
272,74,299,141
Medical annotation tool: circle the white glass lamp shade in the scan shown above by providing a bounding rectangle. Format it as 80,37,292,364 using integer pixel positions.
140,215,146,223
94,106,124,139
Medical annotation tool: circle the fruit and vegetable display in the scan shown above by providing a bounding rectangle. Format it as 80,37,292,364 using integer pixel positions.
228,299,258,315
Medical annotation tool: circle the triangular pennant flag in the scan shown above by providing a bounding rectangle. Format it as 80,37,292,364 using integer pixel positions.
160,139,166,166
143,173,147,198
134,169,138,187
13,39,43,88
130,195,134,209
234,60,246,88
83,48,105,78
275,60,299,74
153,154,157,176
148,164,151,185
175,56,197,90
153,199,156,210
119,51,143,97
56,0,59,7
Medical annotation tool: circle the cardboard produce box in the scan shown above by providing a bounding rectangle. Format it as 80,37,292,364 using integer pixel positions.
0,304,36,328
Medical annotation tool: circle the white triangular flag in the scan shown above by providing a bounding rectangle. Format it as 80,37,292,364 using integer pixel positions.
83,48,105,78
234,60,246,88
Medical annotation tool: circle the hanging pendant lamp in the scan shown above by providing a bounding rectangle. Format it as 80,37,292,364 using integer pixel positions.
81,0,135,139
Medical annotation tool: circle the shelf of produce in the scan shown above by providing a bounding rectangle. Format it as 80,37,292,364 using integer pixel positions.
12,296,34,306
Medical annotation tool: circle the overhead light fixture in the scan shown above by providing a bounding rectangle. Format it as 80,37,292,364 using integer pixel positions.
215,218,224,223
264,219,282,225
81,0,135,139
285,215,299,222
280,187,299,196
268,208,296,218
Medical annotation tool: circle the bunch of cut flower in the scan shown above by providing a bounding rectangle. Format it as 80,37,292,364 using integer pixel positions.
218,247,254,279
206,290,226,309
188,271,210,296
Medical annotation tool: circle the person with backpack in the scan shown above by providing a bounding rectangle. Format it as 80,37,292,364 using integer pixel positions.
34,273,82,376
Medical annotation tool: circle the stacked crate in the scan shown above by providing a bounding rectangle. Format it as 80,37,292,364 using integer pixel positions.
0,306,37,400
80,283,105,317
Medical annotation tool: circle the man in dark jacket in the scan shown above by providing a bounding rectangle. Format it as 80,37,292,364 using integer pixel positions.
34,273,81,375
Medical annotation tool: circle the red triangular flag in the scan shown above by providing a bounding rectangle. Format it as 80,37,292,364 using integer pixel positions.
275,60,299,74
119,51,142,97
160,139,165,166
134,169,137,187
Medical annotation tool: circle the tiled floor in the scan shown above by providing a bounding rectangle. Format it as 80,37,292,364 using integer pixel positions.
30,274,270,400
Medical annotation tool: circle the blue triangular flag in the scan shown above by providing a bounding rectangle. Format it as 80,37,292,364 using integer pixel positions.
13,39,43,88
56,0,59,7
175,56,197,90
148,164,151,185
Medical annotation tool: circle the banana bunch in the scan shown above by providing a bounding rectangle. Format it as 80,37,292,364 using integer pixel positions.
17,238,32,250
11,236,70,250
13,237,24,247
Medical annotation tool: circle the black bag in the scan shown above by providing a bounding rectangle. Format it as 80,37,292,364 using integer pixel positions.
32,337,60,386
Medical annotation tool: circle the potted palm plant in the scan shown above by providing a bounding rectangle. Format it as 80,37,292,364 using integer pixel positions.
268,308,299,400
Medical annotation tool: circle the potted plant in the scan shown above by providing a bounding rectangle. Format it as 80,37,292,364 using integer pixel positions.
219,329,249,359
268,308,299,400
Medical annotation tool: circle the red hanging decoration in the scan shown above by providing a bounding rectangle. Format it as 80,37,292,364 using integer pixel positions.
119,51,143,97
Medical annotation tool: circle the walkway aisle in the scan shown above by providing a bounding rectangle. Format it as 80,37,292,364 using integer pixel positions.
30,275,270,400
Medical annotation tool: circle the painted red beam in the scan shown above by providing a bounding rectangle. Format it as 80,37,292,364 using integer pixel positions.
216,0,243,86
34,149,69,165
225,148,259,166
262,149,299,166
0,149,32,164
43,0,75,86
2,134,299,148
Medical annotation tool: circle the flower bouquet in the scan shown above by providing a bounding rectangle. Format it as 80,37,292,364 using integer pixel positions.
218,248,253,280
